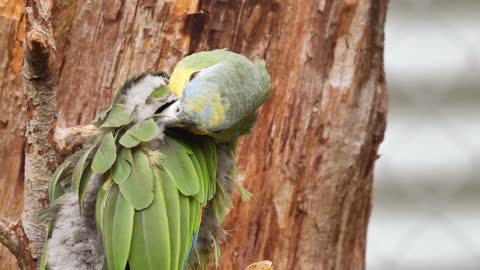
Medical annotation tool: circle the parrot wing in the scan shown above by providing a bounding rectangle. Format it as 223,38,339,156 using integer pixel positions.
44,101,217,270
78,115,216,270
93,131,216,270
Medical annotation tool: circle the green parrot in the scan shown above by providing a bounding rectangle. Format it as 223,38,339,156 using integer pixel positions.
41,49,270,270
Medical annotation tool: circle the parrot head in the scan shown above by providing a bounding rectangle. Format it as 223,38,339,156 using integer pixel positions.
151,49,271,140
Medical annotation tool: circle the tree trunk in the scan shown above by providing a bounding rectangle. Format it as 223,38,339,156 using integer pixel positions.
0,1,27,268
0,0,388,269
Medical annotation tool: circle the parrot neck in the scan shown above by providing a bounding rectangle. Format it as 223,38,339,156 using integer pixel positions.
207,112,258,144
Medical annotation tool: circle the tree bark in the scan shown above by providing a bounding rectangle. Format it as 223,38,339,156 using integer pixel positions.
0,0,388,269
221,2,388,269
0,218,34,270
22,0,58,260
0,1,28,268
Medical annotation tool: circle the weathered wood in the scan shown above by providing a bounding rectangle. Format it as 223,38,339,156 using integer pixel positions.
0,218,34,270
21,0,58,261
220,1,388,269
0,0,26,267
54,124,98,155
0,0,388,269
245,261,274,270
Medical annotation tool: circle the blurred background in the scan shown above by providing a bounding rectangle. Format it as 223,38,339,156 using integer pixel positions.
367,0,480,269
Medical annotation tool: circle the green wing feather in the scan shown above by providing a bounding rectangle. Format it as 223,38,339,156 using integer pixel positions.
102,184,135,270
43,63,264,270
92,132,117,173
117,149,154,210
203,140,217,200
159,168,182,270
158,136,200,196
92,133,216,270
72,146,94,193
177,194,192,270
44,99,218,270
78,166,95,214
129,177,171,270
119,119,160,148
190,152,207,204
102,184,118,270
96,178,113,234
112,148,133,184
144,134,214,269
100,104,133,128
111,194,134,270
48,154,79,202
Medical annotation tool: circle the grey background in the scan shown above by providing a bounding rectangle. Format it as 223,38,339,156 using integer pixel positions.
367,1,480,269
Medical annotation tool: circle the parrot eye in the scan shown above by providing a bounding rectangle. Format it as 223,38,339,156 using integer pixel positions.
189,71,201,82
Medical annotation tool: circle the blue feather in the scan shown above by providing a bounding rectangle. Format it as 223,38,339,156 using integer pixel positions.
185,232,199,267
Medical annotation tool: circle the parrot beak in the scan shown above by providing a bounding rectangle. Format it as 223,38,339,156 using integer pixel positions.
157,99,183,126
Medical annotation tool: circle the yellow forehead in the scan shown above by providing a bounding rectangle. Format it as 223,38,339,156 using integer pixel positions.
168,69,195,97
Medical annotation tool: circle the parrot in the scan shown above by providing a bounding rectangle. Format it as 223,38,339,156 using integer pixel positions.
40,49,271,270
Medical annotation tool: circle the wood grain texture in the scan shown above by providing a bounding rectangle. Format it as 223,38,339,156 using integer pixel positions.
0,0,27,268
0,0,387,269
222,1,389,268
